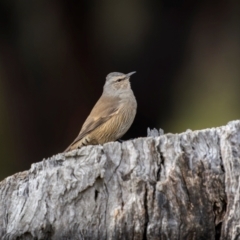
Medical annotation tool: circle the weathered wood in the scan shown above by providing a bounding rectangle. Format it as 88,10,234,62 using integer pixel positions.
1,120,240,239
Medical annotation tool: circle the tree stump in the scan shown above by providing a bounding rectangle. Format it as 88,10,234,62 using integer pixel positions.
1,120,240,240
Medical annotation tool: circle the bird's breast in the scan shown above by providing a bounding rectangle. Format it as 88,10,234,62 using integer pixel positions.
115,94,137,138
90,91,137,143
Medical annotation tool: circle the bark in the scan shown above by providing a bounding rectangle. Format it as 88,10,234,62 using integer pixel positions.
1,120,240,240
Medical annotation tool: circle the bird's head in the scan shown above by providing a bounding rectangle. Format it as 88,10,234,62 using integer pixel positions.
103,71,136,95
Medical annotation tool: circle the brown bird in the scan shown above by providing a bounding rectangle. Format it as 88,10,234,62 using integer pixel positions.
64,71,137,152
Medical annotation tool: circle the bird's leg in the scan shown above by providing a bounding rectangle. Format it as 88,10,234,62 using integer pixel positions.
117,138,134,143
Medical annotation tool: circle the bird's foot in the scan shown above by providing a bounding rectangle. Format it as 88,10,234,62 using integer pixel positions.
117,138,134,143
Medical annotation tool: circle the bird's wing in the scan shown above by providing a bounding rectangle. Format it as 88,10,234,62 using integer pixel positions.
64,94,121,151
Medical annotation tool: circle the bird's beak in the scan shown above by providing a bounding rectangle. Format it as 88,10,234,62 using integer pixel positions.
126,71,136,78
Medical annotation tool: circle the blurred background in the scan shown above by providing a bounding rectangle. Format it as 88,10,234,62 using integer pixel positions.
0,0,240,180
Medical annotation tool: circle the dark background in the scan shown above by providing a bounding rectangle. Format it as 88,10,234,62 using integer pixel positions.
0,0,240,180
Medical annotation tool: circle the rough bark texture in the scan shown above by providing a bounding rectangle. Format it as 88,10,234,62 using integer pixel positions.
1,120,240,239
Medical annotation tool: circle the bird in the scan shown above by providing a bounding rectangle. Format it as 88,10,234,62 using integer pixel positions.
64,71,137,152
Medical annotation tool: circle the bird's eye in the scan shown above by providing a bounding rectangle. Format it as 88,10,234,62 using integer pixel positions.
116,78,124,82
